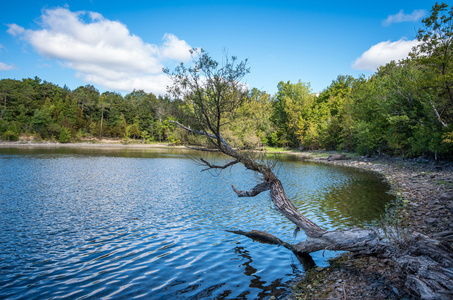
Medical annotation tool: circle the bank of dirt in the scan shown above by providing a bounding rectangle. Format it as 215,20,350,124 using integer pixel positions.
288,155,453,300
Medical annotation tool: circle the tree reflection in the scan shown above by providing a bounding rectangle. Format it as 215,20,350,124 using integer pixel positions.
231,245,313,299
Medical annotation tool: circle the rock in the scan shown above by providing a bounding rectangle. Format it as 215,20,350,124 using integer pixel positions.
299,154,453,300
391,286,399,295
440,192,453,201
327,154,347,161
425,218,437,225
433,230,453,241
447,202,453,214
417,157,428,163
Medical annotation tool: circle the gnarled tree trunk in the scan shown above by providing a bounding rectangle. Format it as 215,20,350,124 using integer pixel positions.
171,121,453,299
165,51,453,299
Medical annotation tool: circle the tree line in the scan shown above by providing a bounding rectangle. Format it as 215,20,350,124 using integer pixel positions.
0,2,452,160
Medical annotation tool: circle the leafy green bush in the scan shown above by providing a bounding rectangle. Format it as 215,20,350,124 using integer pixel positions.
2,130,19,141
58,127,71,143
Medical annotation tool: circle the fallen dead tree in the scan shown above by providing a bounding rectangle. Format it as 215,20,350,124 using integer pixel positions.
165,49,453,299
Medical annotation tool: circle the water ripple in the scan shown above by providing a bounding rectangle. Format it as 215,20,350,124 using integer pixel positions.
0,148,393,299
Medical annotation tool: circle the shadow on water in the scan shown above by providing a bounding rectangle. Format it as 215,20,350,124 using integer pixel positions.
0,147,394,299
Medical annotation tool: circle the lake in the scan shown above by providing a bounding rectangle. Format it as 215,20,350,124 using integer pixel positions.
0,146,393,299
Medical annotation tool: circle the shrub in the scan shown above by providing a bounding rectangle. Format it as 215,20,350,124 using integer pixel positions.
2,130,19,141
58,127,71,143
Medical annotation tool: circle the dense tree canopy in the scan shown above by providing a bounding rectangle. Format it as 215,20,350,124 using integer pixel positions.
1,2,452,160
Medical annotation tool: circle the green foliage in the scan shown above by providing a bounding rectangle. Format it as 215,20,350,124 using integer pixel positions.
126,117,141,140
2,130,19,141
225,88,274,149
270,80,319,148
0,77,185,144
443,130,453,144
58,127,71,143
0,6,452,160
410,2,453,128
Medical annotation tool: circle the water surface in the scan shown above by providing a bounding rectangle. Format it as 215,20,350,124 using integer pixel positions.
0,146,393,299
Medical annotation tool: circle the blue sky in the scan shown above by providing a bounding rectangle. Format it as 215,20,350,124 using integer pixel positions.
0,0,436,95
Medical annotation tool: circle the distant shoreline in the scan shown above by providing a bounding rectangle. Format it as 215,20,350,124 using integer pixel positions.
0,140,315,156
0,141,184,149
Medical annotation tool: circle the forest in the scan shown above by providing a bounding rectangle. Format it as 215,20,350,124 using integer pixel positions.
0,3,452,160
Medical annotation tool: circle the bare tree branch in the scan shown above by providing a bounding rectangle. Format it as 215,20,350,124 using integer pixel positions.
184,146,220,152
169,120,217,139
199,158,240,172
227,229,294,250
231,182,271,197
430,101,448,127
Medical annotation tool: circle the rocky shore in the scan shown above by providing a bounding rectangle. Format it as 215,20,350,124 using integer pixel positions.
289,155,453,300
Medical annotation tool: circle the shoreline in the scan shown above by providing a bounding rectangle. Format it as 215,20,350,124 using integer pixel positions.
289,155,453,299
0,140,183,149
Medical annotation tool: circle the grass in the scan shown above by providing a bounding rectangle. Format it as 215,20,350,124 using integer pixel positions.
263,146,295,153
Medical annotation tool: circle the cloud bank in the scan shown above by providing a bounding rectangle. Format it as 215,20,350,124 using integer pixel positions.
7,7,193,94
352,39,419,71
383,9,426,26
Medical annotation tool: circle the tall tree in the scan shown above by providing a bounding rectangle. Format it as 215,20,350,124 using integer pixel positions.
411,2,453,128
98,94,109,138
73,85,99,120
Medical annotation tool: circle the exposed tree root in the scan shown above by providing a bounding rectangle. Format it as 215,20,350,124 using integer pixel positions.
229,228,453,299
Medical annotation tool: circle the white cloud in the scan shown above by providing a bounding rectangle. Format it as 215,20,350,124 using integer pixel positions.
0,62,15,71
160,33,193,62
6,23,26,36
383,9,427,26
0,44,15,71
352,39,419,71
7,7,193,94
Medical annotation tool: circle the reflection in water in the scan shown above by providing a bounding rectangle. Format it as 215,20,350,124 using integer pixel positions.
233,246,289,299
293,252,316,271
0,147,393,299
